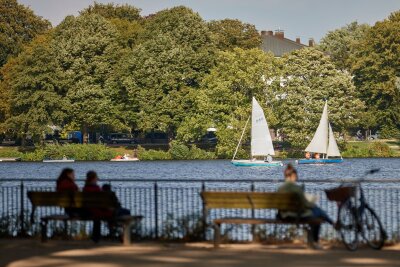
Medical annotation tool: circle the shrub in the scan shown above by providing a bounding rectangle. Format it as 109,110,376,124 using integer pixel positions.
169,141,191,160
137,146,171,160
21,144,117,161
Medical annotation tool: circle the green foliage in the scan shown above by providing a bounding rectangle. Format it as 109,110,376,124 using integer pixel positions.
21,144,117,161
52,14,124,136
169,141,216,160
0,147,23,158
0,0,51,68
342,142,393,158
319,22,370,70
80,2,141,22
136,146,171,160
169,141,191,159
350,11,400,133
208,19,261,50
379,125,400,139
179,48,274,157
0,34,68,141
136,143,216,160
118,6,217,135
266,48,365,148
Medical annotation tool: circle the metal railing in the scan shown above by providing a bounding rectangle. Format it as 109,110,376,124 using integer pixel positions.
0,178,399,242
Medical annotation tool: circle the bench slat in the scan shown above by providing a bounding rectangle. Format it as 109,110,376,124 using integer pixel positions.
201,192,305,210
28,191,120,209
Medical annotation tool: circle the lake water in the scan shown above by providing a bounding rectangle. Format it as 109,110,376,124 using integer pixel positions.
0,158,399,240
0,158,399,181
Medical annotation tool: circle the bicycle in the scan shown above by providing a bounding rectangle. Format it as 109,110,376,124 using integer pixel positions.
325,169,387,251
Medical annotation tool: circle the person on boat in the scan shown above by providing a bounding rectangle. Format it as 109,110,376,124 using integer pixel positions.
277,164,335,249
62,155,67,160
314,153,320,159
305,152,311,159
122,153,129,159
264,154,272,163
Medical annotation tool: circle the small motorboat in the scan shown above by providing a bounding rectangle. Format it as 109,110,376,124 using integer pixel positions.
43,156,75,163
110,153,139,162
0,157,21,162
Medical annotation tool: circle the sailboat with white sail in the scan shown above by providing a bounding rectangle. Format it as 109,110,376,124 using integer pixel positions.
231,97,283,167
297,101,343,164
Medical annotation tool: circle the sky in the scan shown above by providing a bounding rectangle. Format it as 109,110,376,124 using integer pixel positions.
19,0,400,42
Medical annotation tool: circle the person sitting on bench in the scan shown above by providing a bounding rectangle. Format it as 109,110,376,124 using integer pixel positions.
277,164,335,248
83,171,113,242
56,168,84,217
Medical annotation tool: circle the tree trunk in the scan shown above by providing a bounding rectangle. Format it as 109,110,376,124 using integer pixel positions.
82,125,88,144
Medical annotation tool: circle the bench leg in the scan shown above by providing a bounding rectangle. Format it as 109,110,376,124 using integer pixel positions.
214,223,221,248
40,219,48,242
123,222,132,246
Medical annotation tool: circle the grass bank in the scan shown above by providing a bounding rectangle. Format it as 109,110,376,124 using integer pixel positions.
341,140,398,158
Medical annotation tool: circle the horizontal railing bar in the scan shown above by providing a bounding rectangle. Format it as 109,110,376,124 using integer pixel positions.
0,178,399,183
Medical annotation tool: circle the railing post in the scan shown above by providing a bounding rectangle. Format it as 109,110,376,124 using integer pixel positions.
201,182,206,240
19,181,25,236
154,182,158,239
250,182,255,239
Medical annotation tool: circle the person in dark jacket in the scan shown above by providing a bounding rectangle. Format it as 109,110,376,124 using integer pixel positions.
56,168,78,192
83,171,113,242
56,168,82,217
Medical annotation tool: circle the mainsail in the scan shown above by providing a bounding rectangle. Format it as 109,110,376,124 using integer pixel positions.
251,97,275,156
305,101,329,154
305,101,341,158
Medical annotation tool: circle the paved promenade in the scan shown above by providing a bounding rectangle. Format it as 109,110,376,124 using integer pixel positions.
1,239,399,267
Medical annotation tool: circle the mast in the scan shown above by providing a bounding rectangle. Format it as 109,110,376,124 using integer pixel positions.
232,117,250,160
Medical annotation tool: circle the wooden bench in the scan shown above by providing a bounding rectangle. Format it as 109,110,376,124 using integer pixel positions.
201,191,323,248
28,191,143,245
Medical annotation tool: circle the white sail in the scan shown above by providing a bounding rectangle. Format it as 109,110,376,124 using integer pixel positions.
305,101,329,154
251,97,275,156
327,123,341,157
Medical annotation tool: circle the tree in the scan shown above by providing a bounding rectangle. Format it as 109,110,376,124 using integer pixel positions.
177,48,275,157
0,34,67,143
118,6,217,138
80,2,141,22
319,22,369,71
80,2,143,49
350,11,400,137
266,48,364,148
0,0,51,68
51,14,124,142
208,19,261,51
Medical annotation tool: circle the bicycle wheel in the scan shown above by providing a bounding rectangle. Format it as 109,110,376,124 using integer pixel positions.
360,206,386,249
338,199,358,251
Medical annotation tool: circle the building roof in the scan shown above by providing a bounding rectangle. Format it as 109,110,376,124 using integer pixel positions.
260,30,310,57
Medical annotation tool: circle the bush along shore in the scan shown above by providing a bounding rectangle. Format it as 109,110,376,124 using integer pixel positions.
0,141,397,161
0,142,217,161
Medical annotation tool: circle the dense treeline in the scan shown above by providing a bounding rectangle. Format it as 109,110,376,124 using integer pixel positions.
0,1,399,155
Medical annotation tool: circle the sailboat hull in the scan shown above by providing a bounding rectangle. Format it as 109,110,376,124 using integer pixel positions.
297,158,343,164
231,160,283,167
